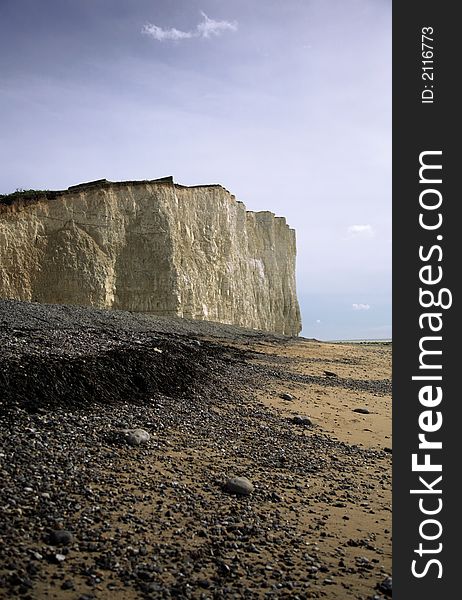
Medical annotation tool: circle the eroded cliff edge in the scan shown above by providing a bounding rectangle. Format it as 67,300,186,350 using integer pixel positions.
0,177,301,335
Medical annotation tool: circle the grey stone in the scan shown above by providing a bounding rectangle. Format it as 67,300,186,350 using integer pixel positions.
280,393,294,401
120,428,151,446
377,576,392,596
49,530,73,546
224,476,254,496
353,408,371,414
54,554,66,562
61,580,74,590
292,415,312,426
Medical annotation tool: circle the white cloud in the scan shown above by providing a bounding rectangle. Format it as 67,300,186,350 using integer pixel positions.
142,12,237,42
142,24,194,41
352,303,370,311
346,224,375,239
316,319,321,323
197,12,238,38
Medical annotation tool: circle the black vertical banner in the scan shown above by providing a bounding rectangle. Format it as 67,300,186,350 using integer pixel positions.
393,2,459,599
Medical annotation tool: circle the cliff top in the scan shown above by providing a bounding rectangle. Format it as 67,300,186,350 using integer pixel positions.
0,176,231,207
0,177,292,226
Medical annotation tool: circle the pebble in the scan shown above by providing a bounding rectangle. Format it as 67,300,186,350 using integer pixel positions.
324,371,337,377
120,428,151,446
280,393,294,401
292,415,312,426
353,408,371,414
61,580,74,590
377,576,392,596
49,530,74,546
54,554,66,562
224,476,254,496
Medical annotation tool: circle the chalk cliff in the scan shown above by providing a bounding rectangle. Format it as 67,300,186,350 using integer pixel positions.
0,178,301,335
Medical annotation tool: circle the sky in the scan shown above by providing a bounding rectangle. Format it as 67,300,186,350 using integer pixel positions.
0,0,391,340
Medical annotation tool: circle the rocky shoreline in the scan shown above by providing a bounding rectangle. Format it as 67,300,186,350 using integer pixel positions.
0,301,392,599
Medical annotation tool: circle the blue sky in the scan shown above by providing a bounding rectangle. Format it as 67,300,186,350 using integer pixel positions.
0,0,391,340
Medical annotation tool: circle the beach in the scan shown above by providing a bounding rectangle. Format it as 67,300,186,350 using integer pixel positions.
0,301,391,599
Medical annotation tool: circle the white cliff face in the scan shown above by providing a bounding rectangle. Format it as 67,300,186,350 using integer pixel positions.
0,179,302,335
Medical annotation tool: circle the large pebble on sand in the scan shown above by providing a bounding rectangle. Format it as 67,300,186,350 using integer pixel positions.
49,530,73,546
224,476,254,496
121,428,151,446
292,415,312,426
353,408,371,415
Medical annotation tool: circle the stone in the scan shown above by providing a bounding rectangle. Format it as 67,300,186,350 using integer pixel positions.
49,530,73,546
224,476,254,496
120,428,151,446
292,415,312,426
0,178,301,336
54,554,66,563
61,580,74,590
324,370,337,377
280,393,294,401
353,408,371,414
377,576,392,596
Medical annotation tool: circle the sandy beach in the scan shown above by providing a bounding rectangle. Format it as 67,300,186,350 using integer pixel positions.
0,301,391,599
